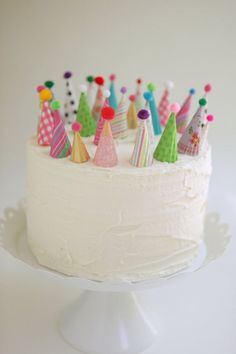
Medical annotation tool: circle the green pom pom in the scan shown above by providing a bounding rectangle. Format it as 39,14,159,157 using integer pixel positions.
86,75,94,83
44,80,54,89
51,100,60,110
147,83,156,92
199,98,207,106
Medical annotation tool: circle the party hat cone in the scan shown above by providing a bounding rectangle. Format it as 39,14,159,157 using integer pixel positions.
92,76,105,123
94,89,110,145
153,103,180,163
127,95,138,129
109,74,118,110
130,109,153,167
71,122,90,163
178,98,207,156
176,88,196,134
143,92,155,144
94,107,118,167
37,88,54,146
158,80,174,127
200,114,214,151
147,83,162,135
76,85,96,137
135,78,143,111
86,75,95,108
63,71,78,124
112,87,128,138
50,101,71,158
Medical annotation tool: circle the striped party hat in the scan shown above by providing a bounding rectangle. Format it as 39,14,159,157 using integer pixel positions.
92,76,105,123
178,98,207,156
37,88,54,146
109,74,118,110
71,122,90,163
147,83,162,135
176,88,196,134
158,80,174,127
94,89,111,145
94,107,118,167
130,109,152,167
143,92,155,144
76,85,96,137
111,87,128,139
86,75,95,108
50,101,71,158
153,103,180,163
127,95,138,129
135,78,143,111
63,71,78,124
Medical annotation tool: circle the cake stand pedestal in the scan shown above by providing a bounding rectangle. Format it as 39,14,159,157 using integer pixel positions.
0,203,230,354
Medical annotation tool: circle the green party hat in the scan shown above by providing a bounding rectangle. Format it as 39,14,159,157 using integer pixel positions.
76,85,96,137
153,103,180,163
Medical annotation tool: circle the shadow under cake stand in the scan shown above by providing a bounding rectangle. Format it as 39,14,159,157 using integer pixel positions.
0,203,230,354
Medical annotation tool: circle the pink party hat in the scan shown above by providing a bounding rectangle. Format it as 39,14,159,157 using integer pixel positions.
37,88,54,146
94,89,110,145
130,109,153,167
178,98,207,156
92,76,105,123
50,101,71,158
111,86,128,139
176,88,196,134
159,80,174,127
94,107,118,167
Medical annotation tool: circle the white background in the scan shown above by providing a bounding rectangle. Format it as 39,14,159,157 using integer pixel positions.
0,0,236,353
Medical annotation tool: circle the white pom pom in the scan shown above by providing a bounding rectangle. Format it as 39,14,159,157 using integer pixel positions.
80,84,87,93
104,89,111,98
165,80,174,90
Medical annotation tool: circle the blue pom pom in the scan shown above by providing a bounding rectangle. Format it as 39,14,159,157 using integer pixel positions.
143,91,153,102
189,88,196,95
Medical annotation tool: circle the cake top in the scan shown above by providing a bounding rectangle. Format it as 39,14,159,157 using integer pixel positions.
35,72,214,170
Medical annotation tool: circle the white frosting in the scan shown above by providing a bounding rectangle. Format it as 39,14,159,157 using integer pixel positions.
26,131,212,281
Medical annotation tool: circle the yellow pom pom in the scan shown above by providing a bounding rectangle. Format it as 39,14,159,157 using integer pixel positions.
40,88,53,102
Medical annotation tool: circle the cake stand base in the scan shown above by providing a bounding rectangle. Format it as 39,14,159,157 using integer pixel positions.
59,290,158,354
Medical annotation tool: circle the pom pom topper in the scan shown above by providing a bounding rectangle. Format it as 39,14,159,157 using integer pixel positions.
64,71,72,79
72,121,82,132
44,80,54,89
80,84,87,93
109,74,116,81
204,84,212,93
102,106,115,120
39,88,53,102
51,100,61,110
95,76,105,86
86,75,94,83
129,94,136,102
206,114,214,122
37,85,45,93
165,80,174,90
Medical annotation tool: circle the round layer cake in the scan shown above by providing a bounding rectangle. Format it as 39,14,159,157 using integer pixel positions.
27,132,212,281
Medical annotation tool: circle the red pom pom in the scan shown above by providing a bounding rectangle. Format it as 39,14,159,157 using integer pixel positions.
37,85,45,93
109,74,116,81
129,94,136,102
72,121,82,132
206,114,214,122
137,78,142,84
204,84,212,93
102,107,115,120
95,76,105,86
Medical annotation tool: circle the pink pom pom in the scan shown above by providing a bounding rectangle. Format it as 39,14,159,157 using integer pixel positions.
72,121,82,132
129,94,136,102
170,102,180,114
204,84,212,93
37,85,45,93
207,114,214,122
109,74,116,81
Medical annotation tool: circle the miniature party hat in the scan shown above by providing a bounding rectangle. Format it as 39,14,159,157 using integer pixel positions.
135,78,143,111
50,100,71,158
176,88,196,134
71,122,90,163
178,98,207,156
86,75,95,108
143,91,155,144
130,109,153,167
200,114,214,151
153,103,180,163
94,107,118,167
109,74,118,110
63,71,78,124
37,88,54,146
111,87,128,138
147,83,162,135
94,89,110,145
92,76,105,123
158,80,174,127
76,85,96,137
127,95,138,129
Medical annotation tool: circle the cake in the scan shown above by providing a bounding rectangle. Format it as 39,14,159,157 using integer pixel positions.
27,76,213,281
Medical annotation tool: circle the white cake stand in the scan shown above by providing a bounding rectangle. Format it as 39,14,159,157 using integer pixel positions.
0,202,230,354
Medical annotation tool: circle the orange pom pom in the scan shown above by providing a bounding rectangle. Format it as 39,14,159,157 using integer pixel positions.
40,88,53,102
